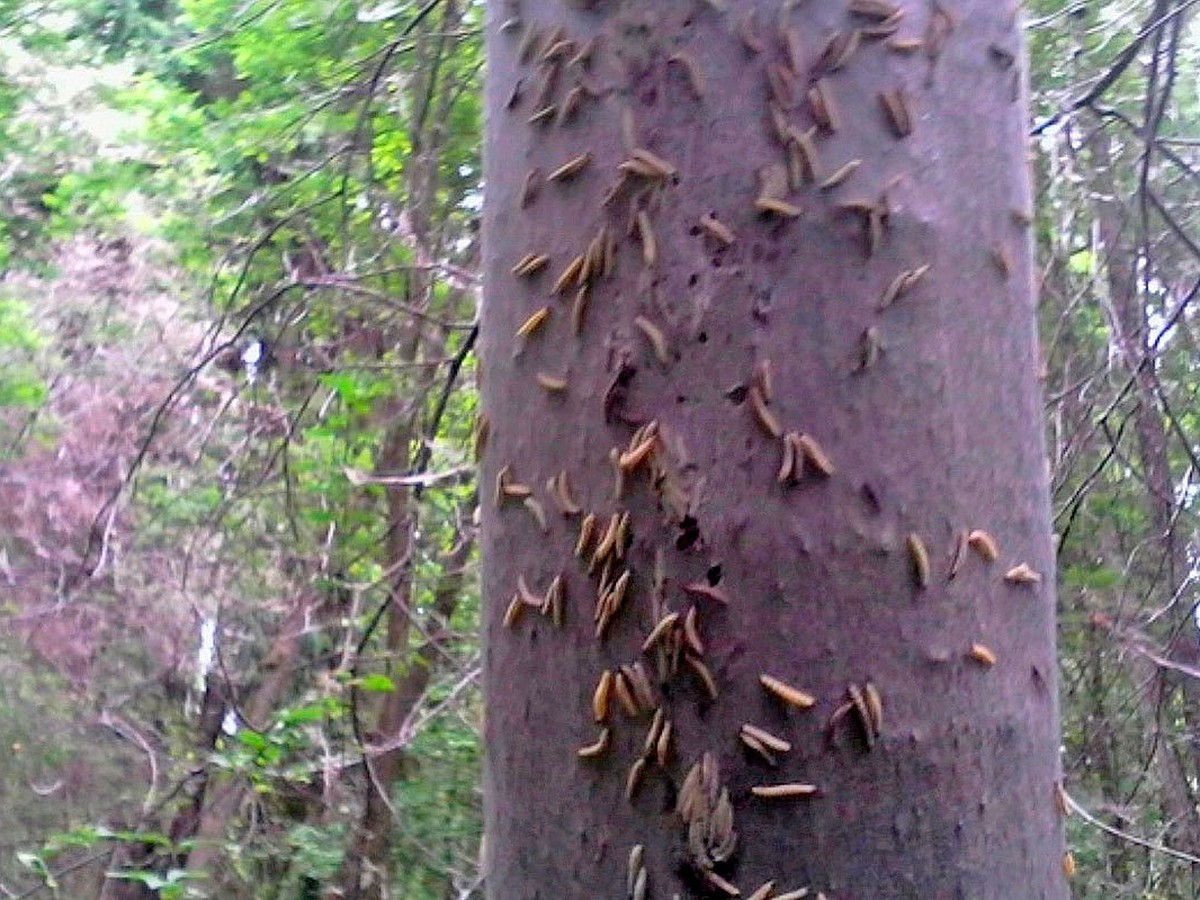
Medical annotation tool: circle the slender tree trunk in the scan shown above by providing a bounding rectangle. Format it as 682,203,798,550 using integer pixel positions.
1094,127,1200,875
480,1,1065,897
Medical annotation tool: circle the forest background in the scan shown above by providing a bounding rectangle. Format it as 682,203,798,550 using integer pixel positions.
0,0,1198,897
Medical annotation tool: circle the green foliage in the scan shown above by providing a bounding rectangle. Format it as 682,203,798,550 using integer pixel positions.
0,296,45,407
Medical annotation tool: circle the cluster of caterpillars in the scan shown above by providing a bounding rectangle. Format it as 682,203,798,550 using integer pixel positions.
486,0,1052,897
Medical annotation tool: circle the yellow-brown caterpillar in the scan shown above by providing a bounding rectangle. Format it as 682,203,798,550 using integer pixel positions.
817,29,862,72
627,845,645,897
626,756,648,801
886,36,923,53
751,782,819,799
523,496,549,533
517,23,542,64
795,432,835,477
777,432,797,483
526,104,556,126
699,213,736,246
879,88,914,137
1004,563,1042,584
683,605,704,655
863,682,883,740
552,255,585,295
556,85,584,125
502,595,524,629
846,682,876,748
967,529,1000,562
879,263,931,308
767,62,796,108
577,727,611,759
619,147,676,181
907,532,930,589
741,723,791,754
783,124,819,185
746,883,776,900
705,871,741,897
754,358,773,403
754,196,802,218
494,465,530,506
820,158,861,191
547,471,582,516
619,427,657,475
749,384,783,438
760,674,816,709
855,325,881,372
516,574,542,609
511,252,550,278
589,512,622,573
969,643,997,667
808,79,841,132
686,654,719,700
540,39,574,64
642,611,681,652
535,24,565,60
574,512,596,558
848,0,901,19
635,210,657,266
505,76,524,110
535,372,568,394
740,730,776,766
548,152,592,182
626,661,657,710
515,305,551,338
544,573,565,626
613,670,640,717
519,167,542,208
656,718,673,767
633,315,670,365
593,669,613,722
570,284,590,335
775,890,818,900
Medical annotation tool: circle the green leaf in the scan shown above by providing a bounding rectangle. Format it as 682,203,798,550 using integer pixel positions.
355,673,396,693
279,704,326,726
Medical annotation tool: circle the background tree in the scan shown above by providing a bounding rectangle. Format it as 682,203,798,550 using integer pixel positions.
480,0,1066,896
4,0,1200,897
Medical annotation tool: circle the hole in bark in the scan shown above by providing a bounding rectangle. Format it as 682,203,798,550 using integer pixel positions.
725,383,748,404
705,563,722,585
688,225,701,236
688,273,699,287
676,515,700,551
676,394,687,404
860,482,882,515
710,256,721,268
697,330,708,344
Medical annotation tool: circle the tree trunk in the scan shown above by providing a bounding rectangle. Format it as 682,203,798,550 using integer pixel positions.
480,1,1066,897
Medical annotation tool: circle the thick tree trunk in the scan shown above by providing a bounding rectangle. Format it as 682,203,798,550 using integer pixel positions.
480,2,1065,897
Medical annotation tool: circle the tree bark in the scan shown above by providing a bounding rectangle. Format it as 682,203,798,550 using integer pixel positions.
481,1,1066,898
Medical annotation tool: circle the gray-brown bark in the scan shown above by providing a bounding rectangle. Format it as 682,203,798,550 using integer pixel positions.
480,1,1065,897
